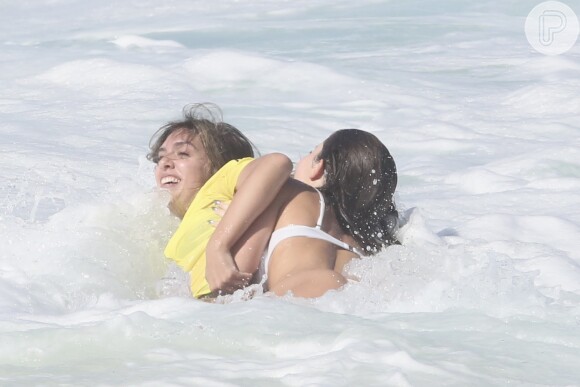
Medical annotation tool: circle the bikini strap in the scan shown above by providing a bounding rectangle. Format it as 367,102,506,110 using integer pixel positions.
314,189,362,257
314,189,325,229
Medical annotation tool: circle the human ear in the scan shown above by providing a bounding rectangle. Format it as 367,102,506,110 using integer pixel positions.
309,158,325,184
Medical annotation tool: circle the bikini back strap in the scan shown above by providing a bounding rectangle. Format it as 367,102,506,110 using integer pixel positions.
314,189,325,229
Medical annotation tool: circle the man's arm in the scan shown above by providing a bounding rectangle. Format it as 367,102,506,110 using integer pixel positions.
205,153,292,293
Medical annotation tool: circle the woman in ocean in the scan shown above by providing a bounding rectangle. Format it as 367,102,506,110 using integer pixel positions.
149,103,290,297
205,128,399,297
149,104,399,298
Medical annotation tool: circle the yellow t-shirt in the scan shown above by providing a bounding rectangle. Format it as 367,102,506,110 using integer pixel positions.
164,157,254,298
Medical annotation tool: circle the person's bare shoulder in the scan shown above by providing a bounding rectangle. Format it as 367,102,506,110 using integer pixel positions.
274,178,320,227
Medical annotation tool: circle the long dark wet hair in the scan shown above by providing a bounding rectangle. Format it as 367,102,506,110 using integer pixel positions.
317,129,399,255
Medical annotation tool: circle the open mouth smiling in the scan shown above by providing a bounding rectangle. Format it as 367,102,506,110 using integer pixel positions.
161,176,181,187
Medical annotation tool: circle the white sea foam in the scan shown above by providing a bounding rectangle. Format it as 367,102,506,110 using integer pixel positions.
111,35,185,50
1,0,580,385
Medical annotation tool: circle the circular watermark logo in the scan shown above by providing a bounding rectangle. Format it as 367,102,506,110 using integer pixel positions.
525,1,579,55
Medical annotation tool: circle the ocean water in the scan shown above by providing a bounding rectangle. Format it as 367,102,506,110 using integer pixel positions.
1,0,580,385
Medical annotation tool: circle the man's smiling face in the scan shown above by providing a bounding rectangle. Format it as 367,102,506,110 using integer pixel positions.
154,129,212,218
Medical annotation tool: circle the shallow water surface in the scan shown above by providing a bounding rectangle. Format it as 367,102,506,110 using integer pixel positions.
1,1,580,385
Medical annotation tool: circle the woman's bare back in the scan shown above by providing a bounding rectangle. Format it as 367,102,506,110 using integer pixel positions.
265,179,358,297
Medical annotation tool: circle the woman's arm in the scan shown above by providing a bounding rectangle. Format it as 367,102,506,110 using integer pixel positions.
205,153,292,293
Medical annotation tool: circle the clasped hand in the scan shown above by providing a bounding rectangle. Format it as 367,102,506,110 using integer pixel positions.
205,201,253,295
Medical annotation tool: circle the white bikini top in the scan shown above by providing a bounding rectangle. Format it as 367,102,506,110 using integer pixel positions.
260,189,360,278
